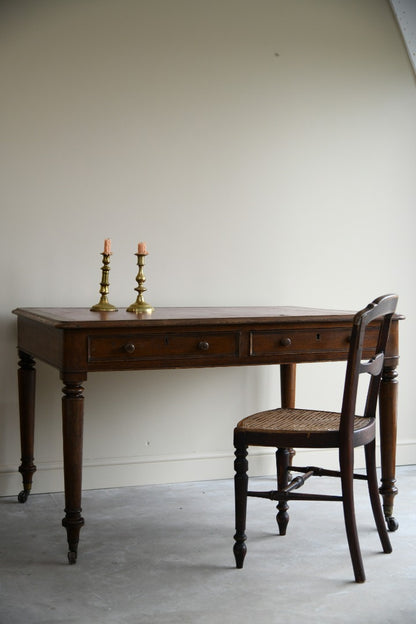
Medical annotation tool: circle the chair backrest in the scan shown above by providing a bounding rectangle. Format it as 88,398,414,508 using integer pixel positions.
340,294,398,439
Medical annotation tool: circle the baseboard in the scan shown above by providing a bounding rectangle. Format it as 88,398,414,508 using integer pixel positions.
1,441,415,497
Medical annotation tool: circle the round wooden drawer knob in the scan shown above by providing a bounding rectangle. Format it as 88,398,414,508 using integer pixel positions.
124,343,136,354
280,337,292,347
198,340,210,351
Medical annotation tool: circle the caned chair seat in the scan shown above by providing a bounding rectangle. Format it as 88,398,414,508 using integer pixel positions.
233,295,398,583
237,408,374,432
236,408,375,448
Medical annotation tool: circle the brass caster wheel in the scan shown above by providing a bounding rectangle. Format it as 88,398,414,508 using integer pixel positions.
67,551,77,564
386,516,399,532
18,490,29,503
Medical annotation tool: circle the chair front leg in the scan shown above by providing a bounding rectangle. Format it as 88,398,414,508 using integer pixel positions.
276,447,290,535
233,446,248,568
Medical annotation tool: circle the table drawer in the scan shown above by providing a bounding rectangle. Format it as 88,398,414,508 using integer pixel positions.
250,328,351,356
250,326,380,357
88,331,240,362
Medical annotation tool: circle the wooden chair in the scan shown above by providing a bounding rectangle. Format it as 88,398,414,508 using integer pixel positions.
233,294,398,583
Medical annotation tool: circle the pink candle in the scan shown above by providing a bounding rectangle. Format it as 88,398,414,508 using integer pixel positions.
104,238,111,254
137,241,148,255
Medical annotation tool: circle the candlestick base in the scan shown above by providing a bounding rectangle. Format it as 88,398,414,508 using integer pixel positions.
90,298,118,312
126,301,154,313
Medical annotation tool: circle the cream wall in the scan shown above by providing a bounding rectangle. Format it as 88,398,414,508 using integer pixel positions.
1,0,415,496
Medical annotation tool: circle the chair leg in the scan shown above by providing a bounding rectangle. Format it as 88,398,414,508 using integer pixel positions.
339,447,366,583
276,448,290,535
233,446,248,568
365,440,392,554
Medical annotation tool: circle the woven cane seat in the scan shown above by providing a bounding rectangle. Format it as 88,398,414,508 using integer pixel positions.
237,408,373,434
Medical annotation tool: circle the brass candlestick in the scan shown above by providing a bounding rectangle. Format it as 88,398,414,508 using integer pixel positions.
126,253,154,313
90,253,118,312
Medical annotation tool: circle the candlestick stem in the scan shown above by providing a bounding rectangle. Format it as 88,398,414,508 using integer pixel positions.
90,253,118,312
126,253,154,313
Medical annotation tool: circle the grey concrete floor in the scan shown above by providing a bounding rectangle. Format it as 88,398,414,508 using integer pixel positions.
0,465,415,624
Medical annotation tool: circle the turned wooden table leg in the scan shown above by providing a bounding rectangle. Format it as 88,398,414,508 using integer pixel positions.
280,363,296,409
61,374,86,563
17,351,37,503
279,363,296,487
378,364,399,531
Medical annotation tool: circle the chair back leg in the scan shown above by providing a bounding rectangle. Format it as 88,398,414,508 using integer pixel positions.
339,447,366,583
365,440,392,554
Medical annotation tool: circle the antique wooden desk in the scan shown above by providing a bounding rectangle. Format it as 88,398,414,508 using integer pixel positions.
13,306,401,563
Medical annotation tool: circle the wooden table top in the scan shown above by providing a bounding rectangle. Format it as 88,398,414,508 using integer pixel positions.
12,306,358,328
